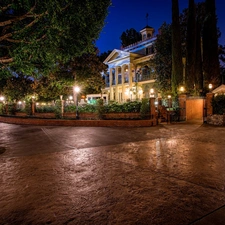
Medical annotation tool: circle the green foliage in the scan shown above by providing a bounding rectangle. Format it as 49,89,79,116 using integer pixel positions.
212,95,225,115
140,98,150,118
36,105,56,113
171,0,183,95
1,73,35,102
0,103,3,114
53,100,62,118
24,99,32,115
153,23,172,93
65,104,97,113
0,0,111,77
104,101,141,113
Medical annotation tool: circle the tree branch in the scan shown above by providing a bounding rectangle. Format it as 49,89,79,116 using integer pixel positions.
0,4,41,27
0,57,13,64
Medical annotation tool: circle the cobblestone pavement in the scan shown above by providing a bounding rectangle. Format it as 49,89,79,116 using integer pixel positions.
0,122,225,225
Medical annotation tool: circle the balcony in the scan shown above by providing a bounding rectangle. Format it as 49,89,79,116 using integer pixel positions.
137,74,156,82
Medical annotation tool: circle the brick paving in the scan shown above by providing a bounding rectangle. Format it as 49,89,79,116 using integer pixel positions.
0,122,225,225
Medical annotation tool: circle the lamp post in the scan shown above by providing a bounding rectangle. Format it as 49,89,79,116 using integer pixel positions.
60,95,64,118
168,95,172,108
74,86,80,119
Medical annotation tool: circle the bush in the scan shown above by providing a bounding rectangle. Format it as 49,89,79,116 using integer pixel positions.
104,101,141,113
140,98,149,118
36,105,56,113
65,104,97,113
212,95,225,115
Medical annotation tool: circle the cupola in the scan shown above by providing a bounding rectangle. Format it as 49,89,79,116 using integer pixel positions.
140,25,155,41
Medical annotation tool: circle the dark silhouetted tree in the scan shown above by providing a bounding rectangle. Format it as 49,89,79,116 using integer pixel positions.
202,0,221,88
171,0,183,95
120,28,142,48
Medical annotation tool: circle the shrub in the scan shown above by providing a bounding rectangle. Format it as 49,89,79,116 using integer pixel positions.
140,98,149,118
104,101,142,113
64,104,97,113
212,95,225,115
36,105,56,113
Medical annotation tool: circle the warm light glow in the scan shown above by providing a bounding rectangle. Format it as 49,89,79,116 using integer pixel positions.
74,86,80,93
168,95,171,99
209,83,213,89
180,86,184,92
138,89,143,95
125,89,129,95
0,96,5,101
150,88,154,94
69,95,73,100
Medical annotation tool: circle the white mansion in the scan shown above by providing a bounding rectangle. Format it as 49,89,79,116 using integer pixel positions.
102,25,157,103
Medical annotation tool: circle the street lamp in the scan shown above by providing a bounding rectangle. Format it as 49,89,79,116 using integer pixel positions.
180,86,185,92
150,88,154,98
0,96,5,102
209,83,213,92
74,86,80,119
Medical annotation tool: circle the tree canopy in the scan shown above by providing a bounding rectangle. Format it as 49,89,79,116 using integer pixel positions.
0,0,111,77
120,28,142,48
153,0,221,96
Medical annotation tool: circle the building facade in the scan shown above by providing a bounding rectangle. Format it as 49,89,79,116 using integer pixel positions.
103,26,158,103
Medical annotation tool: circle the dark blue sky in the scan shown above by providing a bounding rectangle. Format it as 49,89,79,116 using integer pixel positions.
96,0,225,54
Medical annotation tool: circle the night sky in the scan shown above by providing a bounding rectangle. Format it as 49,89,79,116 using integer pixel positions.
96,0,225,54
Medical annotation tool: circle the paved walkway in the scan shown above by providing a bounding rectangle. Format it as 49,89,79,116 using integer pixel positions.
0,121,225,224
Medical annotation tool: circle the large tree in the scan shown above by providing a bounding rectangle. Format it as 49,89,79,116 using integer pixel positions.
171,0,183,95
0,0,111,77
120,28,142,48
202,0,220,88
153,23,172,95
186,0,203,95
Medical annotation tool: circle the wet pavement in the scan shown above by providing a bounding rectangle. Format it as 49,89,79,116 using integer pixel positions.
0,121,225,225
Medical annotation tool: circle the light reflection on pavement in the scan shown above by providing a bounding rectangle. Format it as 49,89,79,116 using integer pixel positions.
0,122,225,224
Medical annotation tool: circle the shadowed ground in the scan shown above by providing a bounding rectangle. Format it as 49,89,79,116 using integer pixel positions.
0,122,225,225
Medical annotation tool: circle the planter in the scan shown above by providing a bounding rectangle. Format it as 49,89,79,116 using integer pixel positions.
15,112,27,117
34,112,55,118
103,112,141,120
64,112,98,120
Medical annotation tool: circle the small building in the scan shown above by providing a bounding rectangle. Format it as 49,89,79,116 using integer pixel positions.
86,94,108,104
102,26,157,103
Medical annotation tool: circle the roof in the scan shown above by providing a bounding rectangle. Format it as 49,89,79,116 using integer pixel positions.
212,84,225,94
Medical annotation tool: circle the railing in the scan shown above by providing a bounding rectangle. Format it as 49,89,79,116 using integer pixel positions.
137,74,156,82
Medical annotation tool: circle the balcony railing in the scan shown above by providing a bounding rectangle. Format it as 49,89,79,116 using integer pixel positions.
137,74,156,82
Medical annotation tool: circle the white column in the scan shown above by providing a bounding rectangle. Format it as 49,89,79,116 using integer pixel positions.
128,63,133,89
109,68,114,101
115,67,119,102
121,66,125,102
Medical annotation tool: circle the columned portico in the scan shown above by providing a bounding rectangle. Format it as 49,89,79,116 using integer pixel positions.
103,42,157,103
